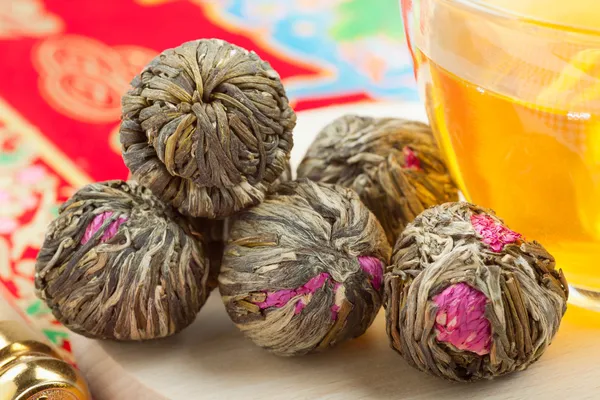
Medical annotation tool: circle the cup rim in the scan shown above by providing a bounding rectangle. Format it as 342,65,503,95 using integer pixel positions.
447,0,600,36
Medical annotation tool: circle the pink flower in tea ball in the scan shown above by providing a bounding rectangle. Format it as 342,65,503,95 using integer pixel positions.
81,211,128,244
471,214,521,252
433,283,491,356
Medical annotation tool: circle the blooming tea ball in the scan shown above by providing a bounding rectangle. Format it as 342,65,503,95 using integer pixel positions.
35,180,213,341
384,202,569,382
120,38,296,218
219,180,391,356
297,115,458,244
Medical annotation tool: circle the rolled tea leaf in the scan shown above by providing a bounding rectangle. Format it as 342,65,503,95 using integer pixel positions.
120,38,296,218
269,160,292,192
193,160,291,280
384,202,569,382
191,217,230,289
297,115,458,244
219,179,391,356
35,180,212,341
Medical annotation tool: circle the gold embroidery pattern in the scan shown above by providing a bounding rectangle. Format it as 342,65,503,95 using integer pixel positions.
0,94,98,361
0,0,63,39
33,35,156,123
0,111,79,362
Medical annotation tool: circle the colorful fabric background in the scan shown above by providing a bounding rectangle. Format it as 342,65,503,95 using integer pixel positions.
0,0,416,361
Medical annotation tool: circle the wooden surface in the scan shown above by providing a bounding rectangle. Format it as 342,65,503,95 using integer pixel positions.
70,103,600,399
72,294,600,400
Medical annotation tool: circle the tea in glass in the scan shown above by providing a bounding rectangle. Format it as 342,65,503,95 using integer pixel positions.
403,0,600,307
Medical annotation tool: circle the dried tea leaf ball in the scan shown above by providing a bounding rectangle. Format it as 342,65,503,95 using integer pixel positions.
35,180,212,341
219,179,391,356
120,38,296,218
384,202,568,382
297,115,458,244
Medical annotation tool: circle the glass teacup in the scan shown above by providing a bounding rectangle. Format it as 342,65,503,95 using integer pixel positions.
402,0,600,309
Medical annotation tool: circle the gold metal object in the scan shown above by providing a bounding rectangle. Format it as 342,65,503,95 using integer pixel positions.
0,321,91,400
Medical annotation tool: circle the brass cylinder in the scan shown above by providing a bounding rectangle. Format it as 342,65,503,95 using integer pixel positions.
0,320,91,400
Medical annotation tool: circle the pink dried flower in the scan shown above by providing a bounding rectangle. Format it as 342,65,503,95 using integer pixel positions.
256,272,331,314
433,282,491,356
81,211,128,244
358,256,383,290
471,214,521,252
403,146,421,170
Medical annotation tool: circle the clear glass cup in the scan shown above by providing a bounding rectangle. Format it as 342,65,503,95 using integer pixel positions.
401,0,600,310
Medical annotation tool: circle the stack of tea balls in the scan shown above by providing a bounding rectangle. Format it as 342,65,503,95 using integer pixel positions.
35,38,568,382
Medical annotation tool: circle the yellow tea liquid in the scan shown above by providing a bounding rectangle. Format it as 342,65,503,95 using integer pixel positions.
416,50,600,291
